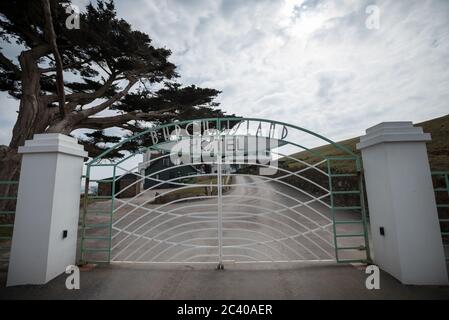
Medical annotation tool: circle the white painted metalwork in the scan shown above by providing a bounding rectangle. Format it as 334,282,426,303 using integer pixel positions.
81,119,370,266
102,159,338,263
216,133,224,268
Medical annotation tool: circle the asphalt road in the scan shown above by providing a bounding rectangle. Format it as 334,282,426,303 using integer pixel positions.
1,262,448,299
1,176,448,299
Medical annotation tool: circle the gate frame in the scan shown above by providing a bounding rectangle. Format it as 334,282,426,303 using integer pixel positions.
80,117,371,265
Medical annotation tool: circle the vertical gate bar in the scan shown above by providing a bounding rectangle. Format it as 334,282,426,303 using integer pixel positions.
327,158,339,262
357,157,372,263
108,165,117,263
80,165,90,264
444,173,449,261
217,118,223,268
445,173,449,199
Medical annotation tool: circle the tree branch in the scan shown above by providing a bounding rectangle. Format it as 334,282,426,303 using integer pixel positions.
41,0,65,119
65,75,117,102
0,52,21,76
39,58,93,73
27,44,51,60
79,78,138,117
45,75,117,107
77,108,176,130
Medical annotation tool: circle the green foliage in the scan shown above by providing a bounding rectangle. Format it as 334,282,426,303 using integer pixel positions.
0,0,234,158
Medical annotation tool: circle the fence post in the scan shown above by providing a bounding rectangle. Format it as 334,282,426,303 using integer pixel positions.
7,134,87,286
357,122,448,285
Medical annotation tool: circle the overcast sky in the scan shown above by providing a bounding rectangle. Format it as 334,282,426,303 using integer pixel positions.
1,0,449,145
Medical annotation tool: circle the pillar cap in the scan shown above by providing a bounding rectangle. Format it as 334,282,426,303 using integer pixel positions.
356,122,431,150
18,133,88,158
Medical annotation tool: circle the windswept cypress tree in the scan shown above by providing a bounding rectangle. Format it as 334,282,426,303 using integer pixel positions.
0,0,230,184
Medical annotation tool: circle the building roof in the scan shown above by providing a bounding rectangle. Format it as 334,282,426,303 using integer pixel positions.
98,173,138,183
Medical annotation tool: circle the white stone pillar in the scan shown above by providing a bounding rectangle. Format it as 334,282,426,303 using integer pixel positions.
7,134,87,286
357,122,448,285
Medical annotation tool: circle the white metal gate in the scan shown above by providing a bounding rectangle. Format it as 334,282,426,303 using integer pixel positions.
81,118,370,266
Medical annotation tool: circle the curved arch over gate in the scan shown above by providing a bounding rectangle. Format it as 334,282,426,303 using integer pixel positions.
80,118,371,266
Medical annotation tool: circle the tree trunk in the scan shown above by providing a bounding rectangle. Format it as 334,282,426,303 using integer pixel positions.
9,50,50,149
1,48,50,213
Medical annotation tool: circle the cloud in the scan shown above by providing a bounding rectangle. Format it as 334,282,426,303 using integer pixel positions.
1,0,449,147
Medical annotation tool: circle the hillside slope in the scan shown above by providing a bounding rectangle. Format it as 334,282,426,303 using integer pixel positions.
283,114,449,172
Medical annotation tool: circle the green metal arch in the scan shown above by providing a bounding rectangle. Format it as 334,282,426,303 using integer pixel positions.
87,117,357,166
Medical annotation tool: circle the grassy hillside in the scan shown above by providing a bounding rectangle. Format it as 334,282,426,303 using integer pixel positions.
281,113,449,172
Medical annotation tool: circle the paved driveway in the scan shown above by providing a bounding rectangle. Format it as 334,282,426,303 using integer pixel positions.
1,262,448,299
3,175,446,299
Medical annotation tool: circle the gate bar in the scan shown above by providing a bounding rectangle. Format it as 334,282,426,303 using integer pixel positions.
217,118,224,269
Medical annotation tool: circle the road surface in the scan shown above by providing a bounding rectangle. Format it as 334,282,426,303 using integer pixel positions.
1,262,449,299
1,175,448,299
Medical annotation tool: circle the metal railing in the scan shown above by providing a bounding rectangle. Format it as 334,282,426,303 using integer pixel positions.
0,180,18,267
327,156,371,264
431,171,449,262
